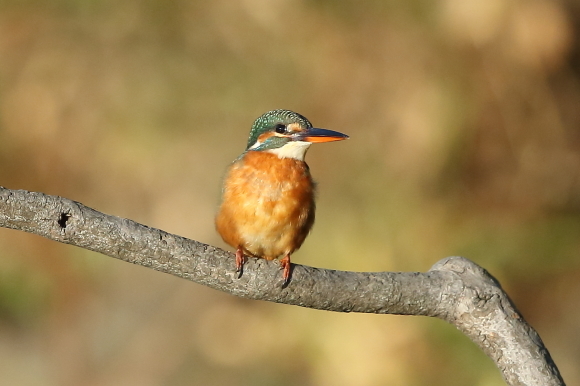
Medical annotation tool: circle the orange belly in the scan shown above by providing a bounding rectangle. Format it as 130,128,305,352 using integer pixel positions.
215,151,316,259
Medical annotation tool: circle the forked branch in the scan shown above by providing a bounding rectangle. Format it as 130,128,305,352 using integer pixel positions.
0,187,565,386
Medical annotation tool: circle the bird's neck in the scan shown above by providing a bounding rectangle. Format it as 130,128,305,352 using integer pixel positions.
262,141,312,161
238,151,310,174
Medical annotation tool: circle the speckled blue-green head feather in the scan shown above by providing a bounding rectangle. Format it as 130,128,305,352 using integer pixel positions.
246,109,313,150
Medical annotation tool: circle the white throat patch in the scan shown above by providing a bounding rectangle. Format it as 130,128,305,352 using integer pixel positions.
267,141,312,160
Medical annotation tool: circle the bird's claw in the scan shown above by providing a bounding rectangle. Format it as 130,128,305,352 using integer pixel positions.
235,248,245,278
280,254,291,287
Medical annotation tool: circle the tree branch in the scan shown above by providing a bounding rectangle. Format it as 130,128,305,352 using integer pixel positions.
0,187,565,386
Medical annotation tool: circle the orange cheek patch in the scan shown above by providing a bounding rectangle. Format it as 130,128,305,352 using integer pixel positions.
257,132,276,142
287,123,304,133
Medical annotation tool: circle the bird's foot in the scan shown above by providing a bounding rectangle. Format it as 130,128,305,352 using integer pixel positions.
235,248,245,278
280,254,291,286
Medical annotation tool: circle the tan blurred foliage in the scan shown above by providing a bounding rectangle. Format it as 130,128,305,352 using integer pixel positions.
0,0,579,385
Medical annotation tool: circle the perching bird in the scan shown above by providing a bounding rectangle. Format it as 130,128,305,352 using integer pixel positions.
215,109,348,284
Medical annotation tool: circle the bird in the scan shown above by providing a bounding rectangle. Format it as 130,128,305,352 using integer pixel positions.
215,109,348,284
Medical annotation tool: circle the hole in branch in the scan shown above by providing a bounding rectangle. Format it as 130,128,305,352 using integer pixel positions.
58,213,71,229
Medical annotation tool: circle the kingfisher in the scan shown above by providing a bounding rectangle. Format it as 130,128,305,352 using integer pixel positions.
215,109,348,284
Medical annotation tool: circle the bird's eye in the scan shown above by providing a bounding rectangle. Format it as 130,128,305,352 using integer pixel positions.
274,124,286,134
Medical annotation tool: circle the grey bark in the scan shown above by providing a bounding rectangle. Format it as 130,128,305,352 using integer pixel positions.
0,187,565,386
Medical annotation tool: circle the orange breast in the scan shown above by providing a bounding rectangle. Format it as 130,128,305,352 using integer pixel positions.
215,151,316,259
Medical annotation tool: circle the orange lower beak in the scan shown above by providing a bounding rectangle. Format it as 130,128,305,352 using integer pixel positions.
294,128,349,143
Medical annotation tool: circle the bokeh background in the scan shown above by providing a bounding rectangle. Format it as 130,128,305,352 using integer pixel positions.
1,0,579,385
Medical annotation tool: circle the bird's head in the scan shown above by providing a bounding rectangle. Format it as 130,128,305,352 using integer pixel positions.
246,109,348,160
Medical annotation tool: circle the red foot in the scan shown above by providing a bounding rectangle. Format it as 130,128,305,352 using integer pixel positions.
280,254,291,285
235,248,245,278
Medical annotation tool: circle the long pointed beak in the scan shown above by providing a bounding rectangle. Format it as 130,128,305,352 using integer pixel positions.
293,128,349,143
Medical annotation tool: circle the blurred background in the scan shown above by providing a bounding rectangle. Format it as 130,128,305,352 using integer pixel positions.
0,0,579,385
